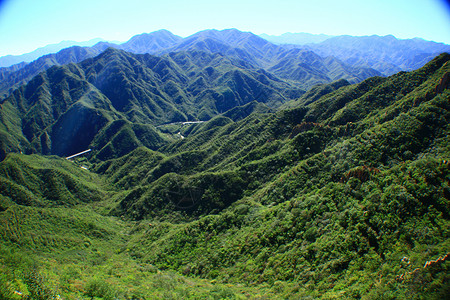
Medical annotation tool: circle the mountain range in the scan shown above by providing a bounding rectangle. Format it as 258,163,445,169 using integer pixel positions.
0,51,448,298
1,29,448,100
0,27,449,299
0,29,368,99
0,46,306,159
302,34,450,75
0,38,107,68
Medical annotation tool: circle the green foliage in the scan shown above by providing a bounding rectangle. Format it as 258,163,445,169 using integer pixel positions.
0,53,448,299
282,78,351,109
0,153,108,207
0,273,16,300
22,267,57,300
0,46,307,160
92,120,168,161
84,278,116,300
114,53,449,298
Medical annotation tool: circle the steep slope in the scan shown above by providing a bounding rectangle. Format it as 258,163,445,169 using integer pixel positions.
0,46,104,99
93,53,449,298
0,53,448,299
0,47,303,158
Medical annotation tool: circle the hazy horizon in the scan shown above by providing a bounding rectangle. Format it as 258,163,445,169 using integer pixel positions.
0,0,449,56
1,27,449,60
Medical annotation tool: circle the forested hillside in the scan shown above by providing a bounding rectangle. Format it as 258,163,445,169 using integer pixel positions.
0,47,304,160
0,29,383,100
2,29,448,102
0,52,448,299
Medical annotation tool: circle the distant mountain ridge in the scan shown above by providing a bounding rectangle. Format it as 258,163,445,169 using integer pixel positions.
0,28,448,102
259,32,334,44
2,30,447,73
0,47,304,159
0,38,106,68
302,34,450,75
118,29,183,54
0,29,382,99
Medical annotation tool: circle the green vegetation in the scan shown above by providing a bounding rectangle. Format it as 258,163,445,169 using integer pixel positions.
0,53,448,298
0,47,306,158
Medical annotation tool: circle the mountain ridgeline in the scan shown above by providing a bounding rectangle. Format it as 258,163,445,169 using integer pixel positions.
304,34,450,75
0,29,383,100
1,29,449,101
0,44,448,299
1,29,447,162
0,47,304,159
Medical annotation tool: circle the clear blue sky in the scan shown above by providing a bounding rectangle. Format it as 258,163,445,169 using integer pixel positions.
0,0,449,56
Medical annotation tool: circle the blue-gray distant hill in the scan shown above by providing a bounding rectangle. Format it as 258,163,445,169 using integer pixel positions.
299,35,450,75
118,29,183,54
0,38,106,68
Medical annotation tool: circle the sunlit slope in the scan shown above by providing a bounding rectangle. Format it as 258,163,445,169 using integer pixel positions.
95,53,449,298
0,53,448,299
97,53,449,217
0,153,109,208
0,154,275,299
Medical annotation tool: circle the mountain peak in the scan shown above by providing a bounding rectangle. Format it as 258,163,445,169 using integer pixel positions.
183,28,271,53
120,30,182,54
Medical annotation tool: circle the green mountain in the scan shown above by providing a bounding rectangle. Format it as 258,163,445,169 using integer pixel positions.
2,29,448,103
0,46,105,99
267,49,380,85
0,29,383,100
0,30,181,99
0,47,303,159
166,29,381,89
0,53,448,299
